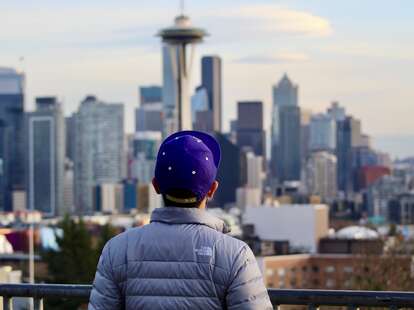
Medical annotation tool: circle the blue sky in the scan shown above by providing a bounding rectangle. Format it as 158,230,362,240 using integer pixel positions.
1,0,413,157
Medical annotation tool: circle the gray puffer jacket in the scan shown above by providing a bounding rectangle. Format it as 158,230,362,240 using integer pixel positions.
88,207,272,309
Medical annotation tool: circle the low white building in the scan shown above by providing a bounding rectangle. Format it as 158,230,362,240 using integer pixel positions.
243,204,329,253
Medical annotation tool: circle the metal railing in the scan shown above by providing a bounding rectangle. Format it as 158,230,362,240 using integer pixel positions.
1,284,414,309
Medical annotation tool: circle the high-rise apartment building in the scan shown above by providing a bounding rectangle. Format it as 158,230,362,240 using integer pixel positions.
271,74,301,183
306,151,338,201
201,55,222,132
74,96,124,214
0,68,25,211
27,97,65,216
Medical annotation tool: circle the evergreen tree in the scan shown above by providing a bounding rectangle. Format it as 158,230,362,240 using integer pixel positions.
95,223,118,259
42,215,117,309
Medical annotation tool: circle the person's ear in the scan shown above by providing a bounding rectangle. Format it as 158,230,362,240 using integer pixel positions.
207,180,219,199
152,177,161,194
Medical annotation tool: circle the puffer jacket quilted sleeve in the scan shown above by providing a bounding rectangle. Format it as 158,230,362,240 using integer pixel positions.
225,245,272,309
89,239,125,310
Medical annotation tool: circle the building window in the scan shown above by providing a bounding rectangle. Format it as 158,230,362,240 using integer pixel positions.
312,265,319,273
344,280,352,288
326,279,335,288
278,268,286,277
266,269,274,277
343,266,353,273
325,266,335,273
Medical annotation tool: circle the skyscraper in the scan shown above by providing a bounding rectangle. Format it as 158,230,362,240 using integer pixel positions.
27,97,65,216
0,67,25,211
191,86,213,132
130,131,162,184
74,96,124,214
336,116,362,194
236,101,266,157
139,86,162,105
201,55,222,132
327,101,346,121
158,14,207,133
309,113,337,152
211,133,240,208
306,151,337,201
271,74,301,183
135,86,164,133
65,114,76,162
135,104,164,133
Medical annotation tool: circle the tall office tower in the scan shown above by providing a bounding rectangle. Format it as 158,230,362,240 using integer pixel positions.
271,74,301,183
130,131,162,184
27,97,65,216
201,55,222,132
122,179,139,212
240,149,264,190
309,113,337,152
191,86,213,132
0,68,25,211
139,86,162,105
300,109,312,167
336,116,362,194
306,151,338,201
74,96,124,214
65,114,76,162
135,104,164,133
327,101,346,121
236,101,266,157
210,133,240,208
135,85,163,133
63,159,74,213
94,183,123,214
158,14,207,134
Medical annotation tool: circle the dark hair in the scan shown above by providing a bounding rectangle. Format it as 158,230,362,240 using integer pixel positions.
162,188,203,208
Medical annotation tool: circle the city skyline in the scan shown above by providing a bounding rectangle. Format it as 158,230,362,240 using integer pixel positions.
1,0,413,157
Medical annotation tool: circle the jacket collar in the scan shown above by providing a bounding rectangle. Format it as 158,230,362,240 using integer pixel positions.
150,207,231,234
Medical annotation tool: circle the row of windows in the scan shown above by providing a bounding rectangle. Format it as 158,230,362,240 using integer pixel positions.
266,265,354,277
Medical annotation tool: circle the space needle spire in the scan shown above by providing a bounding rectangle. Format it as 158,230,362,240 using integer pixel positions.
158,1,208,134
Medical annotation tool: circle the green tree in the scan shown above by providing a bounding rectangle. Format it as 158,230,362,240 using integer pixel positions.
42,215,117,309
95,223,118,259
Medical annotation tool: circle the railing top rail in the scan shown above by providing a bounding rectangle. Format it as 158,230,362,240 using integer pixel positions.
268,289,414,307
0,284,91,299
1,284,414,307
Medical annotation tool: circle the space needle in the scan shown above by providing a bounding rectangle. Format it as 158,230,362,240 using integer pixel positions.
158,1,207,133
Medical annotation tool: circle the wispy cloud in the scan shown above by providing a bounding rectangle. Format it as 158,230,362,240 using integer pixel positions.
235,52,310,64
221,5,333,37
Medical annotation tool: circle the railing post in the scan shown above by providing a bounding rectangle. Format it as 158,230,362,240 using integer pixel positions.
2,297,12,310
33,298,43,310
